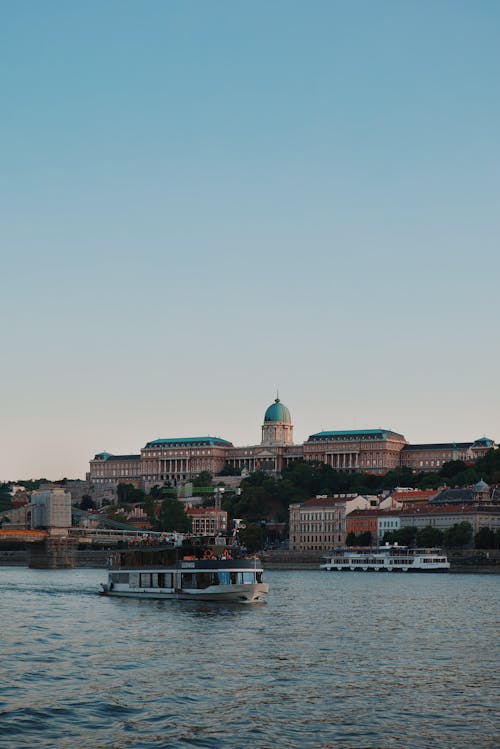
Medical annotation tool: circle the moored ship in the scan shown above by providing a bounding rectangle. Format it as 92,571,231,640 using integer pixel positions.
320,544,450,572
100,535,269,603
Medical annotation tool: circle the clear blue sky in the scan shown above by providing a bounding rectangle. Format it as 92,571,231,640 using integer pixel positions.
2,1,499,480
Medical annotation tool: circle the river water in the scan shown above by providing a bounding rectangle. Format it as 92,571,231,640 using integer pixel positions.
0,567,498,749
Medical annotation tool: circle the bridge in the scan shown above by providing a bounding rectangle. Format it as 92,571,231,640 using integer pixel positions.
0,526,169,568
0,529,48,542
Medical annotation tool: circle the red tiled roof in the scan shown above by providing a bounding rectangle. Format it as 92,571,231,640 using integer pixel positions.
186,507,225,516
303,496,349,506
348,509,400,518
391,490,437,501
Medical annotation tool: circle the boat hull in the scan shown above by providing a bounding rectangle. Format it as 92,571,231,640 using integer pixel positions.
320,546,450,573
320,565,449,572
100,582,269,603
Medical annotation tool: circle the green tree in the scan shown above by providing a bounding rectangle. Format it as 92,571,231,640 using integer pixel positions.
80,495,96,511
385,526,417,546
192,471,213,487
157,498,192,533
346,531,357,547
416,525,444,547
475,448,500,484
218,464,241,476
444,522,473,548
474,527,496,550
239,523,265,553
439,460,468,482
117,483,146,504
451,468,480,487
0,483,13,513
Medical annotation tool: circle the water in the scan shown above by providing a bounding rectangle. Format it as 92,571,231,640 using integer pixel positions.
0,568,498,749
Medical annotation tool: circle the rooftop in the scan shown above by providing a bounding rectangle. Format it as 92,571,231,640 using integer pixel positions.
307,429,405,442
144,436,234,449
93,452,140,461
302,495,357,507
402,442,473,451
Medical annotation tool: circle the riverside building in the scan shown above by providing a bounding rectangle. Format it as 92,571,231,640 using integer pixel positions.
87,396,496,496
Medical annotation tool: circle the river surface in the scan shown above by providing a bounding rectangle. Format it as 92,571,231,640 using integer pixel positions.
0,567,498,749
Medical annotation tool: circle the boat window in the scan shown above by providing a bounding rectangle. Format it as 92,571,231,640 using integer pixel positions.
182,573,196,589
111,573,129,584
256,572,263,584
196,573,211,589
218,571,230,585
140,573,152,587
242,572,255,584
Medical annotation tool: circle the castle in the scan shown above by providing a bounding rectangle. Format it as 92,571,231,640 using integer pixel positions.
88,397,495,495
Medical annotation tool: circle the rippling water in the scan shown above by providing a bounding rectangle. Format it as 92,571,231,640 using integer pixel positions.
1,567,498,748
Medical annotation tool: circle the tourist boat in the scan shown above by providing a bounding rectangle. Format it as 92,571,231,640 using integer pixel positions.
320,545,450,572
100,536,269,603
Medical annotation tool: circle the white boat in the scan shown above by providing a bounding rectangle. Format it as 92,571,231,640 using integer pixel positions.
100,538,269,603
320,545,450,572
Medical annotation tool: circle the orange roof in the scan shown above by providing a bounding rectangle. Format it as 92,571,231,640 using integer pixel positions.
186,507,225,516
392,490,437,501
348,509,400,518
303,496,350,506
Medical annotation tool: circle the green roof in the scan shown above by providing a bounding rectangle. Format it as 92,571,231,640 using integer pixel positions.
264,398,291,423
145,436,233,449
308,429,404,442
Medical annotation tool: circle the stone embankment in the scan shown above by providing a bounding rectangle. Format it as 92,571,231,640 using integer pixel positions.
1,548,499,571
0,549,111,567
260,549,500,572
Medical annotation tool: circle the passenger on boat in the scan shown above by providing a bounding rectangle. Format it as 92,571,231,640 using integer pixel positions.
222,549,232,560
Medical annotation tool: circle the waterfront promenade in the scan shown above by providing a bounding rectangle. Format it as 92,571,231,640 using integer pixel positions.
0,548,499,572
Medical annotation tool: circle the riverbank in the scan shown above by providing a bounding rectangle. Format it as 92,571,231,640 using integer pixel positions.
1,548,499,571
260,549,500,573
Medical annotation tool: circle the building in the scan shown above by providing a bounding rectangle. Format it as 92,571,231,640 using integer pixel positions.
400,438,495,472
388,489,438,510
185,507,228,536
289,495,369,551
346,509,379,541
399,505,500,536
88,396,497,490
429,479,493,505
377,512,401,541
298,429,407,473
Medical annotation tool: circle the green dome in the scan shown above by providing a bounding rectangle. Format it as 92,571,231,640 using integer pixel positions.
264,398,291,424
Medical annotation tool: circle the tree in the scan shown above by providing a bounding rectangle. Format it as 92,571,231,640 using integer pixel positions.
474,527,496,550
475,448,500,484
218,464,241,476
439,460,468,482
346,531,372,546
157,498,192,533
451,468,480,487
117,483,146,504
346,532,357,547
80,495,96,511
416,525,444,547
444,522,473,548
0,483,13,513
239,523,265,553
384,526,417,546
192,471,213,487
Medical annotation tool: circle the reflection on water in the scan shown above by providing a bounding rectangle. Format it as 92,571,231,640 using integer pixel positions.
1,567,498,748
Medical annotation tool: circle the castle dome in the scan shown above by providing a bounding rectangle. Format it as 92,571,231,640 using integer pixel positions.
264,397,291,424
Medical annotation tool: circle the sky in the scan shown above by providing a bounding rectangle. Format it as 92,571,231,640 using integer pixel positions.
2,1,499,481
